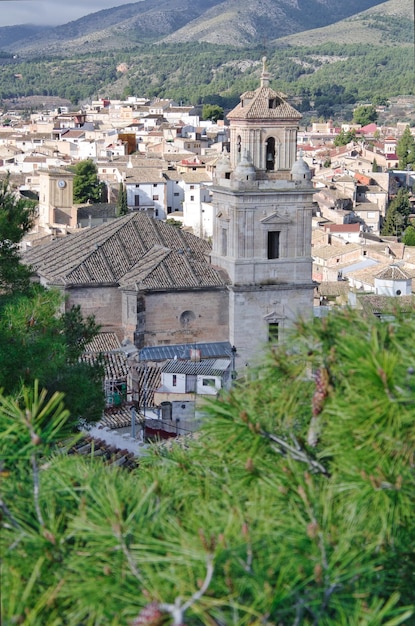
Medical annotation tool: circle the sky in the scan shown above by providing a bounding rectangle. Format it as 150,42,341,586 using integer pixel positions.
1,1,137,27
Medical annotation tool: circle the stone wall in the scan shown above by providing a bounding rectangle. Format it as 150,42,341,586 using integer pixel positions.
228,283,314,368
134,288,229,347
66,285,123,337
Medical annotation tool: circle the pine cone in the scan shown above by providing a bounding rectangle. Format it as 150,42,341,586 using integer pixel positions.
312,367,329,417
131,602,166,626
308,366,330,447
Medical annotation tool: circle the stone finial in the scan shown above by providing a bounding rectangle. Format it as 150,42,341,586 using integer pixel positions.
260,56,270,88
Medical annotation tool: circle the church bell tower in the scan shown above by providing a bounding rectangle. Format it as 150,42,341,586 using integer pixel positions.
211,58,315,368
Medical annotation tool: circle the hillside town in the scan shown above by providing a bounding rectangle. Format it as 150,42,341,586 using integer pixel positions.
2,18,415,617
1,64,415,447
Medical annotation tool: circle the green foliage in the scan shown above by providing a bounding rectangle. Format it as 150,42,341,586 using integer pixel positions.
0,42,412,116
202,104,224,122
353,104,378,126
402,225,415,246
1,308,415,625
0,287,104,426
396,126,415,170
334,128,357,146
364,13,415,44
73,159,105,204
166,218,183,228
381,188,411,236
0,174,36,293
116,182,128,216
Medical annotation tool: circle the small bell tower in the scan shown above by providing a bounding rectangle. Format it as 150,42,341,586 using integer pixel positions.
38,169,75,232
228,56,300,176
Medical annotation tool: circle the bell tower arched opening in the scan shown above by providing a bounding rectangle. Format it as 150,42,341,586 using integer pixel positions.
266,137,276,171
236,135,242,163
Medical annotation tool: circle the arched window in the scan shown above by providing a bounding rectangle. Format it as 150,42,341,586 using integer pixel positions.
179,310,196,328
236,135,242,162
265,137,275,171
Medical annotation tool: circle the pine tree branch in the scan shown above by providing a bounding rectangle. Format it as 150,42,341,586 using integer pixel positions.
0,496,20,529
31,453,44,527
260,430,330,477
159,555,214,625
112,526,141,581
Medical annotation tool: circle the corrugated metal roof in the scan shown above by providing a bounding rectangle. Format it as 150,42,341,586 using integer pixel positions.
342,258,379,274
161,359,231,375
139,341,233,362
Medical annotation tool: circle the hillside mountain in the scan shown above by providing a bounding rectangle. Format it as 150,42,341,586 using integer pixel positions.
274,0,413,46
1,0,387,55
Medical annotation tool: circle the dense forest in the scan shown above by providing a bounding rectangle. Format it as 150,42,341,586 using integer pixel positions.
0,41,413,119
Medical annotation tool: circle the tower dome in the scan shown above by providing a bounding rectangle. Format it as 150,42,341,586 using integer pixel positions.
214,152,231,182
291,154,312,183
233,151,256,182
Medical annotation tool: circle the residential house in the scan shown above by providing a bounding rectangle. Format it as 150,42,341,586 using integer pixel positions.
154,358,231,404
121,164,167,219
163,170,185,214
135,341,233,430
180,172,213,238
312,242,363,282
323,222,361,244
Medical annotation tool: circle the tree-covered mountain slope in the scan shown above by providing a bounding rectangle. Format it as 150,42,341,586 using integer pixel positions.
0,0,387,55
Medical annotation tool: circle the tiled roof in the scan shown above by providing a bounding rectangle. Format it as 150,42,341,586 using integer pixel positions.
375,264,410,280
23,155,47,163
77,203,117,219
312,243,361,260
346,262,388,287
130,363,161,407
316,282,350,297
123,166,164,183
324,223,360,233
163,153,195,162
23,212,226,290
359,294,415,316
60,433,139,470
119,245,226,290
180,172,212,183
227,86,301,121
84,332,121,353
82,350,128,383
99,407,139,430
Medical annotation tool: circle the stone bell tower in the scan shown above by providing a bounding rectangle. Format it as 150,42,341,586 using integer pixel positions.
38,168,75,232
211,58,315,368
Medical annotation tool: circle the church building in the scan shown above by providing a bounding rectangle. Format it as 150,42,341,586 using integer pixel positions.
23,60,315,371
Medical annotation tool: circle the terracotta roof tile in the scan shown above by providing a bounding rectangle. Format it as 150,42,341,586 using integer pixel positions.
374,264,410,280
85,332,121,353
23,212,226,290
228,86,301,121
